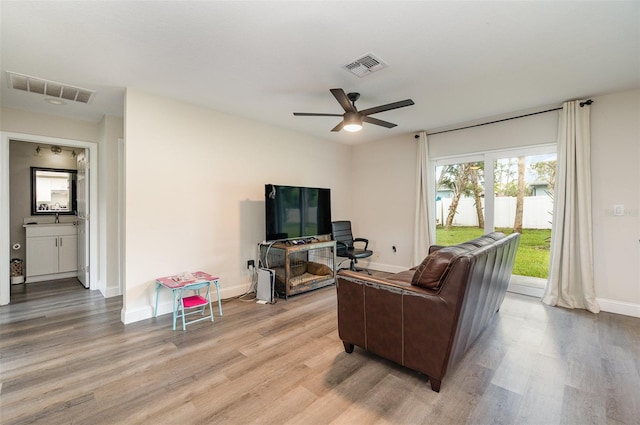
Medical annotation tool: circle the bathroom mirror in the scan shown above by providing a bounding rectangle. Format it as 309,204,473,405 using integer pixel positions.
31,167,77,215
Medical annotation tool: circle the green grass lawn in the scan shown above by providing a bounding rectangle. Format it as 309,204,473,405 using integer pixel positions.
435,226,550,278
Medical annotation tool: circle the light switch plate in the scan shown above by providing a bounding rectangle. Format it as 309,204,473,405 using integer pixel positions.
613,204,624,216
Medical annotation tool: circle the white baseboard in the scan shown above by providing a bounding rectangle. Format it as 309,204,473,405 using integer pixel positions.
507,282,544,298
120,282,248,325
364,261,409,274
27,271,77,283
597,297,640,318
103,286,122,298
121,304,154,325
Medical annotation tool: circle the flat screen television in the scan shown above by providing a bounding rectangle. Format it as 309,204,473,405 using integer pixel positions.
265,184,332,242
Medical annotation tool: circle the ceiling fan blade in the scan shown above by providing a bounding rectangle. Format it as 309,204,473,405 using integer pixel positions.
293,112,343,117
363,116,397,128
330,88,356,113
331,121,345,132
360,99,415,116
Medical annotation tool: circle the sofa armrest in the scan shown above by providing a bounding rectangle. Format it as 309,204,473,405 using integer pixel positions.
336,268,468,383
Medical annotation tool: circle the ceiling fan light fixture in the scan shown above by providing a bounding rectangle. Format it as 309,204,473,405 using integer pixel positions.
293,88,414,132
344,123,362,132
343,112,362,132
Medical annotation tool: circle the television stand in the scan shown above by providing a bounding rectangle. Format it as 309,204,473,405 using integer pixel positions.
285,237,317,246
259,240,336,299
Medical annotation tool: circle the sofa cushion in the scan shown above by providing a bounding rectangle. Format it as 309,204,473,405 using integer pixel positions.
466,232,506,247
411,244,476,289
389,269,415,284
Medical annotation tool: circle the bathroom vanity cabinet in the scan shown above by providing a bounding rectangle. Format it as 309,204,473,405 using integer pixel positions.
24,224,78,282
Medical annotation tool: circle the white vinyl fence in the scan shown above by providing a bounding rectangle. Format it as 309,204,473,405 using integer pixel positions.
436,196,553,229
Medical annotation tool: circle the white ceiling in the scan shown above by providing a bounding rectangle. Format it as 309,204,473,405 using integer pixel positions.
1,1,639,145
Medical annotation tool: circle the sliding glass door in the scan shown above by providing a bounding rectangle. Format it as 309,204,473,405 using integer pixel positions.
434,145,556,296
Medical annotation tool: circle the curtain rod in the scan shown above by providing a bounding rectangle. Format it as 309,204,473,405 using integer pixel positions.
422,99,593,137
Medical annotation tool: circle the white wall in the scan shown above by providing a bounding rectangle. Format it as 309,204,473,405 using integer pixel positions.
428,108,558,158
123,90,352,323
350,134,418,273
352,89,640,317
591,89,640,314
0,107,99,142
98,115,125,297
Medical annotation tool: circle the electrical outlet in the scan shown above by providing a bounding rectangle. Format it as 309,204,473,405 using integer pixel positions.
613,204,624,216
392,246,397,254
247,259,255,269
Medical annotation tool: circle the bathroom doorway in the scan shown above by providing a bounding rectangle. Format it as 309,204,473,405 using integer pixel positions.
0,132,99,305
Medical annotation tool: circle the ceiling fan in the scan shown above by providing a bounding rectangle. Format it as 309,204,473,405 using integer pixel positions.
293,88,415,132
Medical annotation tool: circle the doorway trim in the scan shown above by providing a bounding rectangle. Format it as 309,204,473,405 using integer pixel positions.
0,132,100,305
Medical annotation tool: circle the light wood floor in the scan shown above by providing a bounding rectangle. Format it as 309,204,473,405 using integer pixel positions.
1,277,639,425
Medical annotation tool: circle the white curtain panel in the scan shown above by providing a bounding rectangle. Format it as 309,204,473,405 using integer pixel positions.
542,100,600,313
412,131,435,266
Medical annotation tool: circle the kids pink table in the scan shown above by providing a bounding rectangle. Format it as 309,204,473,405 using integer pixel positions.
154,271,222,330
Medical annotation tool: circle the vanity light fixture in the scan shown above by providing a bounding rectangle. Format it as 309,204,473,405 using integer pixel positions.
34,145,77,157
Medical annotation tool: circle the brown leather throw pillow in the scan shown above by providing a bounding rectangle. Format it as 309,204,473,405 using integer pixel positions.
411,245,473,289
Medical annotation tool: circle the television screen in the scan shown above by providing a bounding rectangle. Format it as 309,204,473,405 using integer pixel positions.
265,184,332,242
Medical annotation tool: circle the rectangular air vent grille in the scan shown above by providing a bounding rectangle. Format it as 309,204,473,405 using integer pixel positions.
343,53,387,78
7,71,95,104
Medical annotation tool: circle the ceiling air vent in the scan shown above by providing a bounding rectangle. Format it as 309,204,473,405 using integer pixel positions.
6,71,95,104
343,53,387,78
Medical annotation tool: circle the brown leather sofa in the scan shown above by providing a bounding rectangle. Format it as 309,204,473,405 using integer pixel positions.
336,232,520,392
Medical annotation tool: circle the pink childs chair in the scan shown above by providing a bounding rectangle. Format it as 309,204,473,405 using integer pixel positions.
176,281,215,330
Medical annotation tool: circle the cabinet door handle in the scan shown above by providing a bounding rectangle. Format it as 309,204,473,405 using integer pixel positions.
59,237,62,247
55,238,58,247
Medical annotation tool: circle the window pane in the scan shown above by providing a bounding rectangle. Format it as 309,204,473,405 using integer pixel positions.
494,153,556,279
435,160,485,245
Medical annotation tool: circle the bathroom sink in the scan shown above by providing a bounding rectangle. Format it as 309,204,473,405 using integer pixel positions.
23,222,78,227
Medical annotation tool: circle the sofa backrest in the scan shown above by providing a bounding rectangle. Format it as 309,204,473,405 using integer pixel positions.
445,232,520,370
411,232,507,290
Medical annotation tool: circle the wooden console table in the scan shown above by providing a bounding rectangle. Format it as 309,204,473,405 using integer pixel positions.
260,240,336,299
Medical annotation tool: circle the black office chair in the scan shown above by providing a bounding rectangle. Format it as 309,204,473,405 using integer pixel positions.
331,221,373,274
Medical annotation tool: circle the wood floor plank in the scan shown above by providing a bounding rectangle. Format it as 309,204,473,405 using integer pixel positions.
246,386,317,425
1,278,639,425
